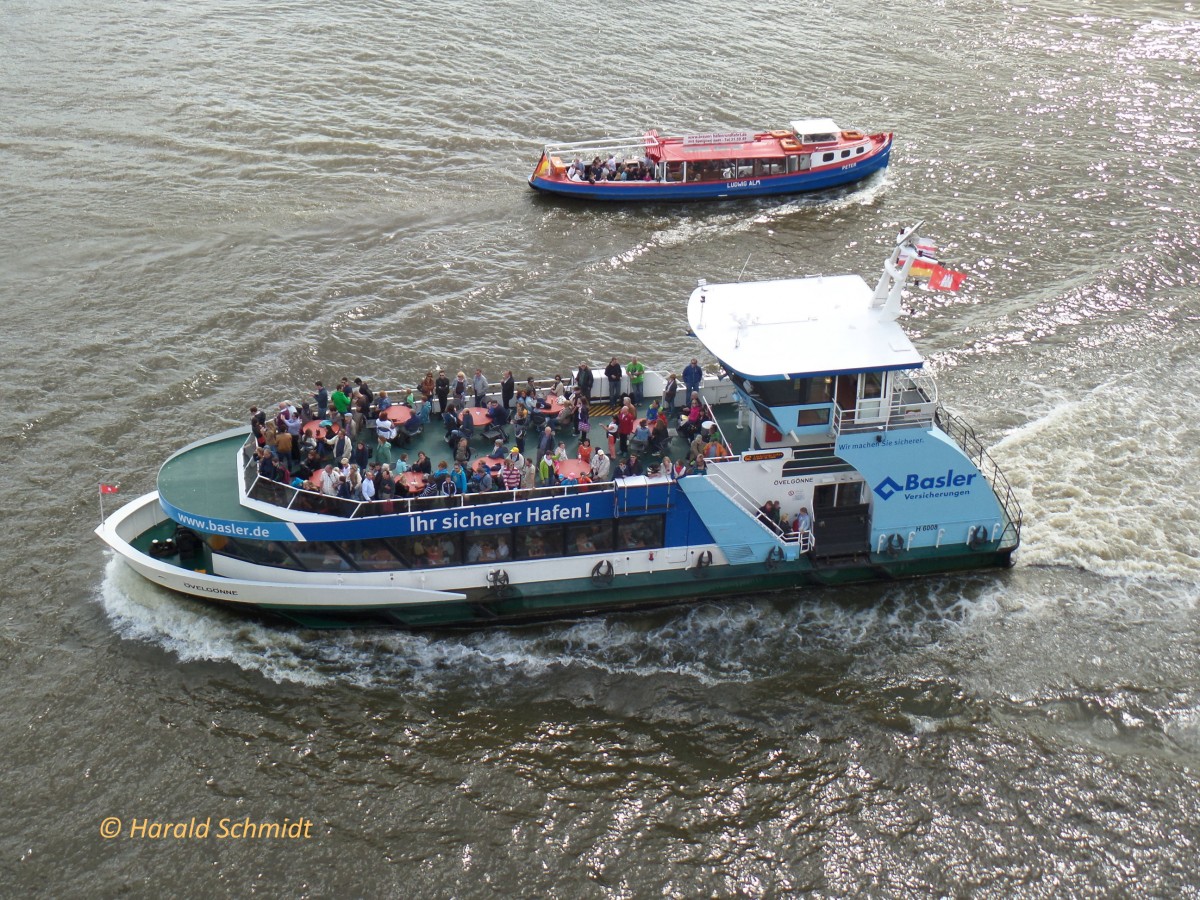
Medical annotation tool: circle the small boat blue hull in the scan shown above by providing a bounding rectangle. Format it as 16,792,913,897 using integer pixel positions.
530,138,892,202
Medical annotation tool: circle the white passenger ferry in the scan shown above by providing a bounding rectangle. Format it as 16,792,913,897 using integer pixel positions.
96,226,1021,628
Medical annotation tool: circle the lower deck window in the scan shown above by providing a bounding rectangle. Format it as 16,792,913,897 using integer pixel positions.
208,515,666,573
565,522,615,556
616,517,663,550
517,523,564,559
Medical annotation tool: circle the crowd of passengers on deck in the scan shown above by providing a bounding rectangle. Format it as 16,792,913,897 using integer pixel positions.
566,154,655,183
246,360,738,517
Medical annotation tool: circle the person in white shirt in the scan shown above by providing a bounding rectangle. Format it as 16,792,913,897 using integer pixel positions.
591,449,611,481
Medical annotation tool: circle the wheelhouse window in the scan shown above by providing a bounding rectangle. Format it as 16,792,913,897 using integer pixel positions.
733,375,833,407
822,152,835,162
797,408,830,426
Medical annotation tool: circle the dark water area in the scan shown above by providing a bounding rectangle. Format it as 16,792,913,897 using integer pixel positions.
3,0,1200,895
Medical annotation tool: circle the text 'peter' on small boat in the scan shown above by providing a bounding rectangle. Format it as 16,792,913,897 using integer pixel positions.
529,118,893,202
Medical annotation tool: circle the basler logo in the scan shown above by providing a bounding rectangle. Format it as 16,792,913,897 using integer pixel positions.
874,469,977,500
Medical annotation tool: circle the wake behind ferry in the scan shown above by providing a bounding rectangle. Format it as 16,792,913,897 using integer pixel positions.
529,118,892,202
96,226,1020,629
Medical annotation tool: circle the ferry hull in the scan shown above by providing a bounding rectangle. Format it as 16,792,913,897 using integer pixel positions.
529,139,891,202
99,492,1012,630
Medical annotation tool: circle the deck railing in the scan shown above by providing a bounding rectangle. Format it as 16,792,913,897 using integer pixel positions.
241,435,701,522
833,368,938,437
934,405,1024,546
242,436,627,519
701,446,814,553
540,136,655,158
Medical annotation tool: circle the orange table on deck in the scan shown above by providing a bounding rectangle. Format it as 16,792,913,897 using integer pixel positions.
302,420,340,437
400,471,427,494
472,457,504,475
555,459,591,480
457,408,487,427
382,405,413,425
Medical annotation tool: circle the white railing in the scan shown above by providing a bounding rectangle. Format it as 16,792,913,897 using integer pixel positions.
701,459,813,552
540,135,656,158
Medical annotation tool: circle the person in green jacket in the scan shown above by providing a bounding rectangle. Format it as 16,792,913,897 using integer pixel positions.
626,356,645,405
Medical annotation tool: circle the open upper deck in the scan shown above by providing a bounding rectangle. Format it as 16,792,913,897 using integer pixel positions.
158,382,752,528
686,275,924,381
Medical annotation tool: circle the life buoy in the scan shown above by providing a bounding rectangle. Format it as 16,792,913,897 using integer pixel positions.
591,559,614,586
764,545,785,571
769,129,791,138
779,138,801,151
841,130,864,140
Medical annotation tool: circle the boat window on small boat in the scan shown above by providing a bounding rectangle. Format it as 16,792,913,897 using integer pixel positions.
822,151,835,163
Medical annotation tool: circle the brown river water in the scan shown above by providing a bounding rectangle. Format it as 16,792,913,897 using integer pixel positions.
3,0,1200,895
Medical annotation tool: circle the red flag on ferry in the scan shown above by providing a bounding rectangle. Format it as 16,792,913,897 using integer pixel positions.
926,264,967,292
99,483,120,494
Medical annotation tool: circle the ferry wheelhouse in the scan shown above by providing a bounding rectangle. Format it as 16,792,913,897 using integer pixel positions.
528,118,893,202
97,227,1020,629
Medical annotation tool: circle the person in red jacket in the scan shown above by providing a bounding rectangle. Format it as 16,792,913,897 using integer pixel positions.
617,403,636,455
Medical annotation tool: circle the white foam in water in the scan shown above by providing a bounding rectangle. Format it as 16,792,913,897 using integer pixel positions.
600,174,889,271
99,557,330,686
99,543,1017,692
995,358,1200,584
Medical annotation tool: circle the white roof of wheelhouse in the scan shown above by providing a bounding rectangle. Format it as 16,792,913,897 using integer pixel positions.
686,274,924,379
790,117,840,136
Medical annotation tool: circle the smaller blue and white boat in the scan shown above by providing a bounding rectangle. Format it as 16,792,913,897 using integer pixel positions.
529,118,892,202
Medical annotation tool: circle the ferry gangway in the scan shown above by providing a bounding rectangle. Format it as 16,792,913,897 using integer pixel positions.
703,455,814,553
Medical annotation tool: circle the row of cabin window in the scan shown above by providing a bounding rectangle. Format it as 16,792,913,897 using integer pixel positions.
210,515,666,573
661,145,866,182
